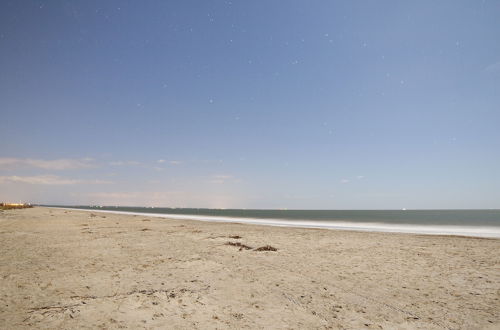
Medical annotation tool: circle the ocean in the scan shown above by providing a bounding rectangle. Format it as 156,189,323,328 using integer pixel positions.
46,206,500,238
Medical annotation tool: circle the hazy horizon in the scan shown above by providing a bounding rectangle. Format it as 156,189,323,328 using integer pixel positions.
39,204,500,211
1,1,499,209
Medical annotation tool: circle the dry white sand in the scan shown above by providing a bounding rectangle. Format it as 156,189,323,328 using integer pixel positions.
0,207,499,329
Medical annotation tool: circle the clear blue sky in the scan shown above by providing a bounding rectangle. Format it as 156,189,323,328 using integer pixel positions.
1,1,499,209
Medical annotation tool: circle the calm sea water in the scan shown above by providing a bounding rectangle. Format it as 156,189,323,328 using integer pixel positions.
47,206,500,227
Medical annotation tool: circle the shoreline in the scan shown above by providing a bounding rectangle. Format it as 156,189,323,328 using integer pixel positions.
1,207,499,329
49,206,500,239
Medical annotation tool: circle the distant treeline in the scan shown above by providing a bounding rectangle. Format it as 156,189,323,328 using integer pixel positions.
0,203,33,210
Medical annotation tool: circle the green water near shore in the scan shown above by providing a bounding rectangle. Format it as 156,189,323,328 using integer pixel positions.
45,206,500,227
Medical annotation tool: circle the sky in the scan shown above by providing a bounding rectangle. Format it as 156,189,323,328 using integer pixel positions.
1,1,499,209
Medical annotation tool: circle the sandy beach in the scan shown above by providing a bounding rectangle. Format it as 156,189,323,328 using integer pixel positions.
0,207,498,329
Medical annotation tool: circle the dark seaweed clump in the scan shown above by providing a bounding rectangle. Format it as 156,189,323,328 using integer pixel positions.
254,245,278,252
225,242,252,250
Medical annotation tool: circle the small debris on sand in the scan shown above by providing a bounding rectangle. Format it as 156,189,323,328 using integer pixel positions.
254,245,278,252
225,242,252,250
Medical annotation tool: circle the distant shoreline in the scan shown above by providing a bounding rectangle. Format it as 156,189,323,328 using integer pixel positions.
0,203,32,210
45,206,500,238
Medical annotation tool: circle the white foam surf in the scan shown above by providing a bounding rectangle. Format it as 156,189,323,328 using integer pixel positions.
51,207,500,238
